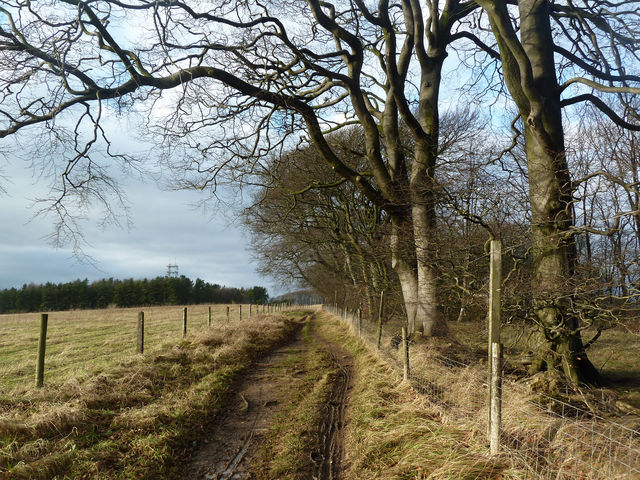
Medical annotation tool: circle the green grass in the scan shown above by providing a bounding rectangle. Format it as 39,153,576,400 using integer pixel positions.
0,306,303,479
0,304,250,393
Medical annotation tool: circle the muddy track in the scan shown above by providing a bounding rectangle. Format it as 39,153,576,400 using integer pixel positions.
311,335,353,480
182,331,309,479
181,313,353,480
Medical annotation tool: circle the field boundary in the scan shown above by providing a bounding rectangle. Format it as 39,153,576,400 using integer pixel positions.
326,304,640,480
0,303,290,391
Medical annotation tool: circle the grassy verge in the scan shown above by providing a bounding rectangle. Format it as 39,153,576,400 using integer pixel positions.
258,310,516,479
0,312,302,479
252,318,338,480
343,310,640,479
448,319,640,408
314,311,517,480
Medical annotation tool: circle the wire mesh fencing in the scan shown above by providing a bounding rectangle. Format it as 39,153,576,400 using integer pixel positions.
324,304,640,480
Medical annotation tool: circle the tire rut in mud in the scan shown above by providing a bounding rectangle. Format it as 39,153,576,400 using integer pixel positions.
181,335,309,479
181,313,354,480
310,328,354,480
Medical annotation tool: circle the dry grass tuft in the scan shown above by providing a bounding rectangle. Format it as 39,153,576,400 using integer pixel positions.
4,451,73,480
0,306,304,479
0,419,32,437
315,311,512,480
341,310,640,479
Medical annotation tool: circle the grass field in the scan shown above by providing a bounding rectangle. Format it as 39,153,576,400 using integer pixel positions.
2,304,638,479
0,304,296,479
345,310,640,479
0,304,256,393
251,311,516,479
314,312,515,480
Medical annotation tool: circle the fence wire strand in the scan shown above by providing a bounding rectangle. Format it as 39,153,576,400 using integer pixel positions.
325,304,640,480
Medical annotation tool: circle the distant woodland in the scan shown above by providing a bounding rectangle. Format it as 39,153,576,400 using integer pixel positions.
0,277,269,313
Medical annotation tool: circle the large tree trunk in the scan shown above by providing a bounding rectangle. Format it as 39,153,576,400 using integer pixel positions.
412,202,448,336
390,216,419,334
410,60,449,337
525,125,600,384
488,0,599,384
478,0,600,383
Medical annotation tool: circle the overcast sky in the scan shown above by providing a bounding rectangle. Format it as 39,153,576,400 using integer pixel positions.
0,157,274,294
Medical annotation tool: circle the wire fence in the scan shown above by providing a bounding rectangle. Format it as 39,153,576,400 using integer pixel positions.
0,303,290,391
325,304,640,480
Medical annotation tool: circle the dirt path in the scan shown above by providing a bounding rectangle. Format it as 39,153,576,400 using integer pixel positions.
311,335,353,480
182,314,353,480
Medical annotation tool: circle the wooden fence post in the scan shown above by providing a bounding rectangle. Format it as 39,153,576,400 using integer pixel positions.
490,342,503,455
487,239,502,441
488,239,502,361
240,305,242,321
226,306,230,323
208,306,212,327
35,313,48,388
183,307,188,338
250,304,252,317
377,290,385,349
402,326,410,381
137,311,144,354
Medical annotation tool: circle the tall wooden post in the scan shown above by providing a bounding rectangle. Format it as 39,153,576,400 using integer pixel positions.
137,311,144,354
487,239,502,441
490,342,503,455
250,304,252,317
183,307,188,338
240,305,243,321
35,313,48,388
377,290,385,349
226,306,230,322
208,306,212,327
488,239,502,361
402,326,410,381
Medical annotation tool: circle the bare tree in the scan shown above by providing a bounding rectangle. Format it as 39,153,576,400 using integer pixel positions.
2,1,638,382
243,128,394,317
471,0,640,383
0,0,488,335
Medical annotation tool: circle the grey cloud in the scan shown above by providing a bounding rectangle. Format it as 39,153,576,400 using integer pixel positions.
0,162,271,291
